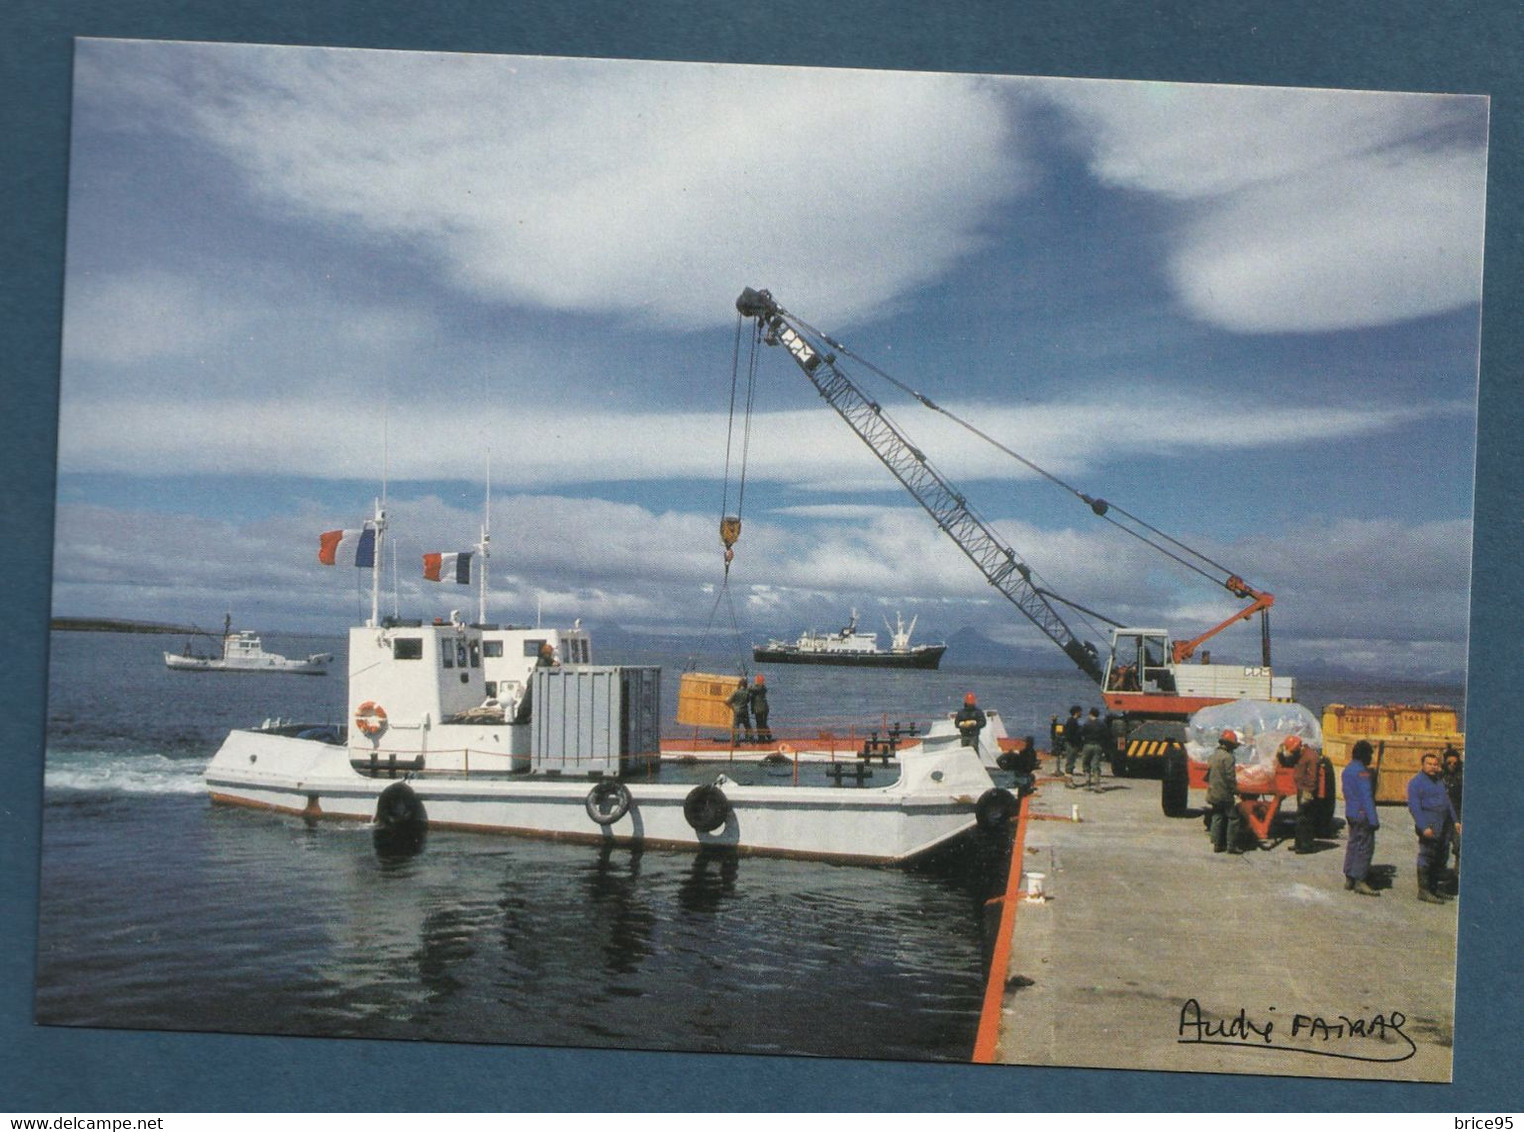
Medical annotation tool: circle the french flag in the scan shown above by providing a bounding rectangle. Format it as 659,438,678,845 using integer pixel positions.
319,527,377,568
423,551,473,584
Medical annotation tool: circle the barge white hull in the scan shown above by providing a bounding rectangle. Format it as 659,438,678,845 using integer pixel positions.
205,727,997,865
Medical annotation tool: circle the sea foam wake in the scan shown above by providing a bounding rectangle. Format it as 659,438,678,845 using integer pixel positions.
44,749,208,795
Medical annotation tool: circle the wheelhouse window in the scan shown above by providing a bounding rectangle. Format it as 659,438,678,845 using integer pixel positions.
393,637,423,660
469,639,481,668
482,640,504,659
524,639,547,658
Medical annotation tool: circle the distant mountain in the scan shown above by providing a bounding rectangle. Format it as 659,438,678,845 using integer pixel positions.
940,627,1075,673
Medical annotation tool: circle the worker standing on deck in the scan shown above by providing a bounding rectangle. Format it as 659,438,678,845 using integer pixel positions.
748,674,772,743
1278,735,1321,854
1010,736,1039,796
1079,707,1108,790
1341,740,1381,896
1442,746,1464,877
1407,752,1460,903
955,693,987,751
1206,729,1244,854
727,680,753,743
1062,705,1083,779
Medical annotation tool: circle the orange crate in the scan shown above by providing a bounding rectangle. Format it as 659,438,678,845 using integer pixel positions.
676,672,745,728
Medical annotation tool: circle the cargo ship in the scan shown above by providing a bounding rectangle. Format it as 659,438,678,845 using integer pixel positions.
752,610,947,670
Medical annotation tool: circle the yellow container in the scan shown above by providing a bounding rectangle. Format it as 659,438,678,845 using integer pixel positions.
1322,704,1464,804
677,672,746,728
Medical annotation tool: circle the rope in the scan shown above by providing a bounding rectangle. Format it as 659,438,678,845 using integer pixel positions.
721,313,745,518
785,305,1239,592
687,323,759,675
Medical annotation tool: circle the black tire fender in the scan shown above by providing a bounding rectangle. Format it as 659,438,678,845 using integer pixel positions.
683,784,731,833
1161,744,1190,818
975,787,1020,832
1314,756,1338,837
585,780,632,826
374,781,426,831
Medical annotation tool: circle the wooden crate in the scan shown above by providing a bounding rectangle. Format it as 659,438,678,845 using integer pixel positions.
1322,704,1464,804
677,671,746,728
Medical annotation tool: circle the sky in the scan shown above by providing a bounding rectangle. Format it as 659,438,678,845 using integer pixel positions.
52,40,1489,681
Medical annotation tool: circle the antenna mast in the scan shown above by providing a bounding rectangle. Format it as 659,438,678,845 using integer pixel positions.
479,449,492,625
370,393,390,629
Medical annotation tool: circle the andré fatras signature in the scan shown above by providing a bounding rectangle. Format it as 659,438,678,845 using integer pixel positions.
1177,998,1418,1063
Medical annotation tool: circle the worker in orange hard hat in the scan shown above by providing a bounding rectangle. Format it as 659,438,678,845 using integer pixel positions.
748,672,771,743
955,692,986,750
1206,728,1243,853
1275,734,1321,854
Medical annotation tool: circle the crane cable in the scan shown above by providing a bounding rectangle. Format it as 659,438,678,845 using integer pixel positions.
783,306,1244,593
687,314,759,675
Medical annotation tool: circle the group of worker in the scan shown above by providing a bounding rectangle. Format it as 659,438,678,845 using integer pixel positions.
1054,704,1113,790
955,692,1039,794
1206,727,1464,905
1341,742,1463,903
725,674,772,743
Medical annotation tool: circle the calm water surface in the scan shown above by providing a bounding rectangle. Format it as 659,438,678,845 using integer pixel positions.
37,629,1463,1060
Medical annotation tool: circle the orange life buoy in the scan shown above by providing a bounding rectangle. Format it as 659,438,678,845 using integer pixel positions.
355,700,389,737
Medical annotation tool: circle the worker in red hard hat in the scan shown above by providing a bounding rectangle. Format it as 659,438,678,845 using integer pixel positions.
1206,728,1244,853
748,672,771,742
1276,734,1321,854
955,692,986,751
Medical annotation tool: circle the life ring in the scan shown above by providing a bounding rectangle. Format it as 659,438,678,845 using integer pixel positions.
355,701,389,737
683,783,731,833
585,780,632,826
975,786,1020,832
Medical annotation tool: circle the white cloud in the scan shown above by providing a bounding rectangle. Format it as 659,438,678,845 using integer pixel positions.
82,44,1022,331
55,388,1464,487
60,264,436,397
1042,81,1488,333
50,496,1471,679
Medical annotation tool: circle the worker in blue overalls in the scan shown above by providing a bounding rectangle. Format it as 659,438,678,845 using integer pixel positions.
1407,752,1460,903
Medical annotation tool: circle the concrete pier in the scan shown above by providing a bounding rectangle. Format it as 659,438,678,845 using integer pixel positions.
984,768,1458,1081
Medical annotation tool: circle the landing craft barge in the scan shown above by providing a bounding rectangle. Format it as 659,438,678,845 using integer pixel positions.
204,512,1016,865
753,610,947,670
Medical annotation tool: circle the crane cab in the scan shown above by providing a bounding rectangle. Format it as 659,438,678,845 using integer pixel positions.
1103,628,1296,718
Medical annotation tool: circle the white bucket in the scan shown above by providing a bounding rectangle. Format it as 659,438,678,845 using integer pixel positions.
1023,872,1047,902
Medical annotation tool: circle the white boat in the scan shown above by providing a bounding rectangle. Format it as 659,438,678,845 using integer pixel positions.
165,615,333,676
753,609,947,670
203,507,1015,864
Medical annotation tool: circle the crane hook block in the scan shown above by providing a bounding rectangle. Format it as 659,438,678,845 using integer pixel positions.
720,516,743,549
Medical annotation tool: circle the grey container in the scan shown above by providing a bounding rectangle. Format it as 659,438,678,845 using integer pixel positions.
529,665,662,775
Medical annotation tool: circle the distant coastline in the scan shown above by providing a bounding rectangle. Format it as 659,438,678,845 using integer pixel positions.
51,617,198,635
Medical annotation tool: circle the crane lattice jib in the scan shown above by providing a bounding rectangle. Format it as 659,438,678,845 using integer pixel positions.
736,287,1105,685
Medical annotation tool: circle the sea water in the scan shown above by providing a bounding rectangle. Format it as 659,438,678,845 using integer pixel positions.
34,629,1463,1061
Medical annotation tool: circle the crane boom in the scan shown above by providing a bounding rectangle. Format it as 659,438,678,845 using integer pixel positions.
737,287,1105,684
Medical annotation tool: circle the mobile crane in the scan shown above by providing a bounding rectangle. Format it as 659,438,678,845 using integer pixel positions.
733,287,1297,776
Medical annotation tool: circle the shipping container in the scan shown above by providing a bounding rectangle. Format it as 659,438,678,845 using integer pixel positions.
530,665,662,776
